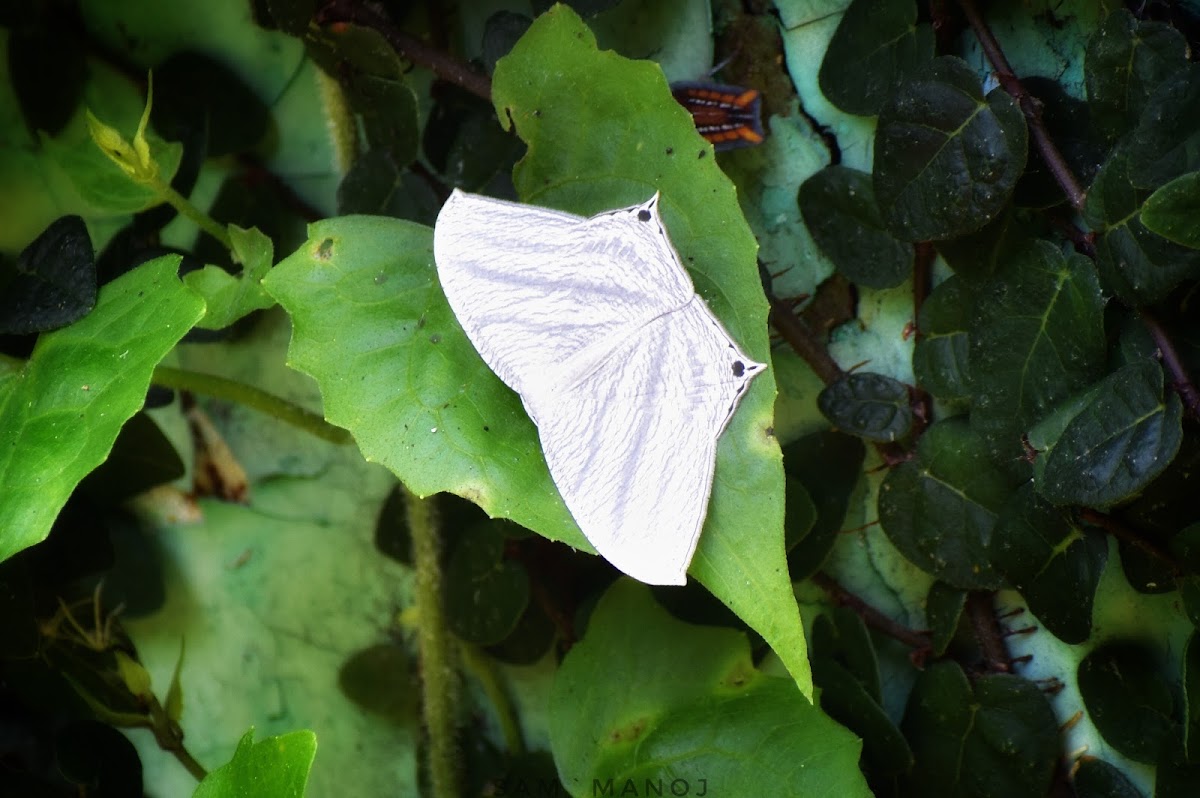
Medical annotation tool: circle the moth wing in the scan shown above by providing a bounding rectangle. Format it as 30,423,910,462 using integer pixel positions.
433,190,695,402
534,299,764,585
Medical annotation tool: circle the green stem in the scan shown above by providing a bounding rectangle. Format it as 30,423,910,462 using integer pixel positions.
460,643,525,755
408,488,462,798
154,180,233,251
151,366,351,444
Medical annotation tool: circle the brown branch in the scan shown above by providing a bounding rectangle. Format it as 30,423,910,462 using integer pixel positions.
812,571,932,652
1078,507,1180,576
955,0,1086,210
1141,310,1200,422
761,267,845,385
317,0,492,102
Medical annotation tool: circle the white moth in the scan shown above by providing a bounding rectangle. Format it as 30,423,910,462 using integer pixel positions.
433,189,765,585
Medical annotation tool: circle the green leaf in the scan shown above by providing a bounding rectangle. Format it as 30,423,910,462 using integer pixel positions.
337,643,418,725
1085,147,1200,304
1126,63,1200,189
817,371,912,441
165,638,186,725
878,419,1010,590
874,56,1028,242
969,241,1106,468
933,207,1032,281
902,661,1058,797
1077,643,1177,764
1084,9,1188,142
1141,171,1200,249
817,0,933,117
798,165,913,288
550,580,870,797
192,728,317,798
988,485,1106,644
491,7,806,689
1033,360,1183,508
0,257,203,563
184,225,275,329
913,275,972,402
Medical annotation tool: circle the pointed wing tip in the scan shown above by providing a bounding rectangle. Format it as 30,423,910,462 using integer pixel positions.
603,552,690,586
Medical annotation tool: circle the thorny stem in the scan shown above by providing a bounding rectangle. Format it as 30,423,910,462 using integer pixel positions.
407,489,463,798
812,571,932,652
956,0,1086,210
317,0,492,101
763,289,845,385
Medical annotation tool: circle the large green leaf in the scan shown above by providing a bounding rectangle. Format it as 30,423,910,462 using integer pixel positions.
874,56,1028,242
878,419,1011,590
0,256,203,562
492,7,802,688
969,241,1106,467
1077,644,1177,764
550,581,869,798
265,7,805,691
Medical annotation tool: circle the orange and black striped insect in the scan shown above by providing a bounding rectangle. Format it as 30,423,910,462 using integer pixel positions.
670,82,764,151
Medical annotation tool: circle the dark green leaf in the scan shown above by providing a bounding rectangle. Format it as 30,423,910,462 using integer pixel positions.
809,610,915,778
152,51,270,157
925,581,965,656
1185,631,1200,762
1180,577,1200,629
444,525,531,645
1033,360,1183,508
878,419,1011,589
347,73,420,166
902,662,1058,797
1155,740,1200,798
338,644,418,724
913,275,972,401
9,23,87,136
1078,643,1177,763
1170,523,1200,575
875,56,1028,241
337,149,441,223
989,485,1106,643
933,207,1033,281
817,0,933,116
818,372,912,442
1084,9,1187,142
550,581,870,797
1141,171,1200,249
1071,757,1146,798
969,241,1106,468
785,431,866,579
0,216,95,335
79,412,184,504
483,11,533,73
799,165,912,288
1086,147,1200,304
55,720,142,795
484,598,557,665
1126,63,1200,189
783,474,818,552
